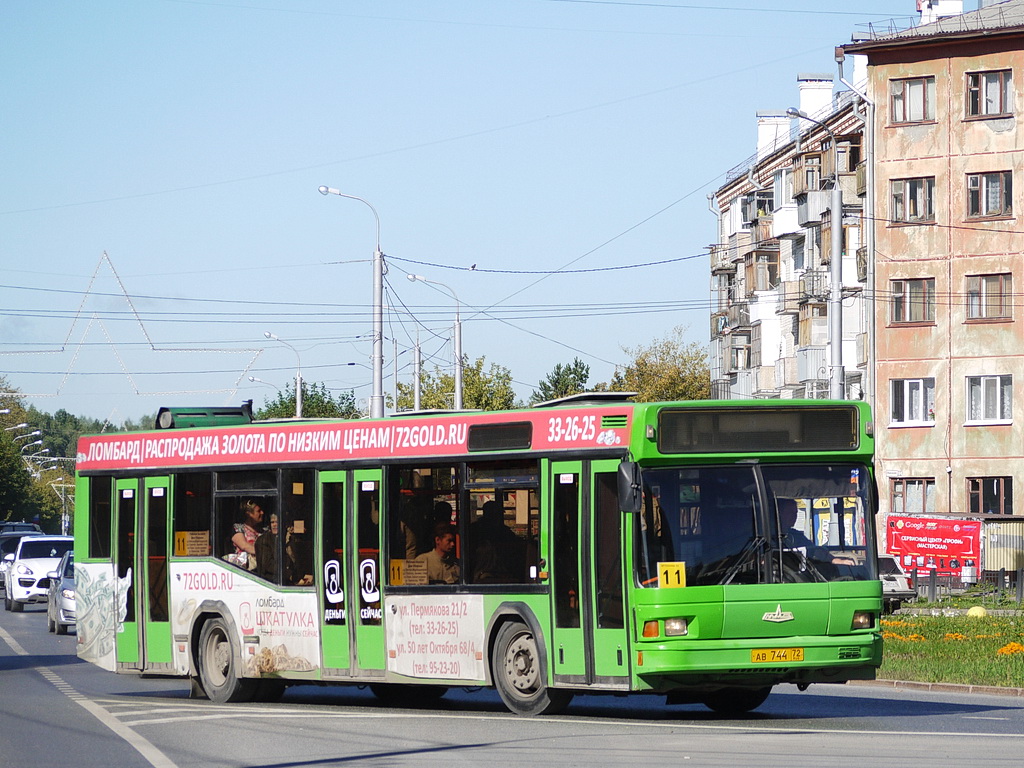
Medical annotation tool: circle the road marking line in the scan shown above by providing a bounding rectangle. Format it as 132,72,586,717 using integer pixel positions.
0,624,178,768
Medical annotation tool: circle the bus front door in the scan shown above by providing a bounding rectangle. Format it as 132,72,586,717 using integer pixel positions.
115,477,173,672
550,460,630,688
318,471,351,674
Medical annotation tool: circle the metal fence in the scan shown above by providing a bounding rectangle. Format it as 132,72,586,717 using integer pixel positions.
914,568,1024,606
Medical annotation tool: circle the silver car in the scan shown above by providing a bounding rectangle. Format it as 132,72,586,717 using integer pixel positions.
879,554,916,611
46,549,75,634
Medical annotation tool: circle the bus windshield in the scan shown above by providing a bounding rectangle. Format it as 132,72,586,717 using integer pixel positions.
636,463,875,587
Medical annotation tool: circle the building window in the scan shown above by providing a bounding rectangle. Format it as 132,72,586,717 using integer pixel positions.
891,478,936,516
891,177,935,223
773,168,792,210
967,374,1012,422
967,70,1013,117
730,333,750,371
967,171,1012,218
750,322,762,369
891,278,935,324
890,76,936,123
967,273,1012,320
890,378,935,425
967,477,1013,515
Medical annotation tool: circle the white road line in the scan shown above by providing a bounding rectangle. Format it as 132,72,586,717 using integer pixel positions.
0,624,178,768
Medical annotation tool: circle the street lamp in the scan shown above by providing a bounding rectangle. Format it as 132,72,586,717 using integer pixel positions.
264,332,302,418
318,185,385,419
53,477,69,535
787,106,845,400
20,439,43,453
13,430,41,442
4,422,29,432
407,274,463,410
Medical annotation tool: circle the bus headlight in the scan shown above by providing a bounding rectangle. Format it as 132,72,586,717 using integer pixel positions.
851,611,874,630
664,618,688,636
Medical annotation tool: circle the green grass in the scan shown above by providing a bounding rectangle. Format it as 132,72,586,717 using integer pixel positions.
879,613,1024,688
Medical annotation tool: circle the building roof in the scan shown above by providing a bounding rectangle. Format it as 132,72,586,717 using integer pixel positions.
845,0,1024,52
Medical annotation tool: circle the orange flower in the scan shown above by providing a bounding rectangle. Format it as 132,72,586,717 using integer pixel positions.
996,642,1024,656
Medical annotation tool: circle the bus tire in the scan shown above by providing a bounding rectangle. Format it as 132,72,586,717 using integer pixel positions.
254,680,287,702
702,686,772,716
197,617,258,704
491,621,572,716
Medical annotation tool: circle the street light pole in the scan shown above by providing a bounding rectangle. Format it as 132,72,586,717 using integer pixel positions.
787,106,845,400
318,186,385,419
407,274,463,410
265,332,302,418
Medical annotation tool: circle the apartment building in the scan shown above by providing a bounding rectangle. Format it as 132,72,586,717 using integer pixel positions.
843,0,1024,571
709,80,867,403
711,0,1024,574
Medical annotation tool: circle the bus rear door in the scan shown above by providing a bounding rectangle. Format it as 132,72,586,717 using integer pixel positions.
550,460,630,688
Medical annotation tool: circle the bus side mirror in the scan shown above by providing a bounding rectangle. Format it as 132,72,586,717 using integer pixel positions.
617,461,643,514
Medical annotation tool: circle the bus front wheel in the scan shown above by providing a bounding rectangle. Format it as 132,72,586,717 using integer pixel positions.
197,617,258,704
702,686,772,716
491,621,572,716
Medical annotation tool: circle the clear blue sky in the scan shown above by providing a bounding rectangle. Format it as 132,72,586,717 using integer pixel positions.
1,0,919,423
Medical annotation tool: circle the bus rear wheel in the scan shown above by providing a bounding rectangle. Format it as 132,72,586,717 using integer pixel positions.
197,617,258,704
491,621,572,716
702,686,772,716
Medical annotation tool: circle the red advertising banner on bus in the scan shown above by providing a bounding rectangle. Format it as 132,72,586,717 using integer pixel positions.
885,515,983,579
75,407,633,471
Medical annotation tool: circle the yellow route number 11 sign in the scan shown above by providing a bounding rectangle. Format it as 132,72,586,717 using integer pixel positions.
657,561,686,588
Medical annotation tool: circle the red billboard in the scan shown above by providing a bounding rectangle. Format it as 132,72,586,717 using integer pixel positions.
885,515,983,580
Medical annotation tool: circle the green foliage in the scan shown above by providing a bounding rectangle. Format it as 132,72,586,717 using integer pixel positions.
255,380,362,420
26,405,112,460
600,325,711,402
879,614,1024,687
396,356,520,412
528,358,590,405
0,431,33,522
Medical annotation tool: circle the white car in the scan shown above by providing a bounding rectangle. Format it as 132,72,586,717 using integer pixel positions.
3,536,73,612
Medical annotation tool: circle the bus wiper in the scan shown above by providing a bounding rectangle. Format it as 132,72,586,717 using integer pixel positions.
721,536,767,585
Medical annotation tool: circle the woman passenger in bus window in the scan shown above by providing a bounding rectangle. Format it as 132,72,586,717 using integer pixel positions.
232,500,265,568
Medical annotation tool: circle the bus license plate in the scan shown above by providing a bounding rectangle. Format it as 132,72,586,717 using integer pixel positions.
751,647,804,663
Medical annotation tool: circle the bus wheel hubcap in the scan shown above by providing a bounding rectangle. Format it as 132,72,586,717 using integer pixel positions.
505,634,538,692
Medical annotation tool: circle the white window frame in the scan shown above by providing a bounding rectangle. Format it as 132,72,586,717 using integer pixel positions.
891,278,936,324
890,377,936,426
967,70,1013,118
891,478,937,516
966,374,1012,424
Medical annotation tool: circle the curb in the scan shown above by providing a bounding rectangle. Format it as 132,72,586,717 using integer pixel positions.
848,679,1024,698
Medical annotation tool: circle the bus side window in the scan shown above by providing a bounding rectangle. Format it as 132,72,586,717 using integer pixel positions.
387,465,459,586
172,473,212,557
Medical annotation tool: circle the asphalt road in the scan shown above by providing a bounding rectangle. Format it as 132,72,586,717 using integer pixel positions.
2,602,1022,768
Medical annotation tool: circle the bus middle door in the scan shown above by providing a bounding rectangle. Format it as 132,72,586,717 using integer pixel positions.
352,469,385,676
549,460,630,688
318,471,351,674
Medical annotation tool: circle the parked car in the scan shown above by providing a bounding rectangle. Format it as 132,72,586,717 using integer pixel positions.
46,549,75,634
0,521,43,534
0,531,45,592
3,535,73,612
879,554,916,611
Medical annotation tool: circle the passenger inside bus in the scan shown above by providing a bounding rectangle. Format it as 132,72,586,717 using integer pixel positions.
229,499,265,570
468,500,523,583
415,522,460,584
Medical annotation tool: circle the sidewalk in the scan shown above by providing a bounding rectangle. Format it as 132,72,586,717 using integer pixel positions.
849,678,1024,698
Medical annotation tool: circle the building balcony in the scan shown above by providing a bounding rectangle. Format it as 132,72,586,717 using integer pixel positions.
800,269,829,301
796,190,828,227
727,302,750,329
797,346,827,382
710,244,737,275
775,281,801,315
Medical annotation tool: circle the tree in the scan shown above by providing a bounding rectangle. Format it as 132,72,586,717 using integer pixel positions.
529,358,590,405
255,381,362,420
396,356,520,411
0,432,33,523
603,326,710,402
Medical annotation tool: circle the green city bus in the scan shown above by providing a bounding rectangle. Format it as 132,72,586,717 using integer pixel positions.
73,395,882,716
